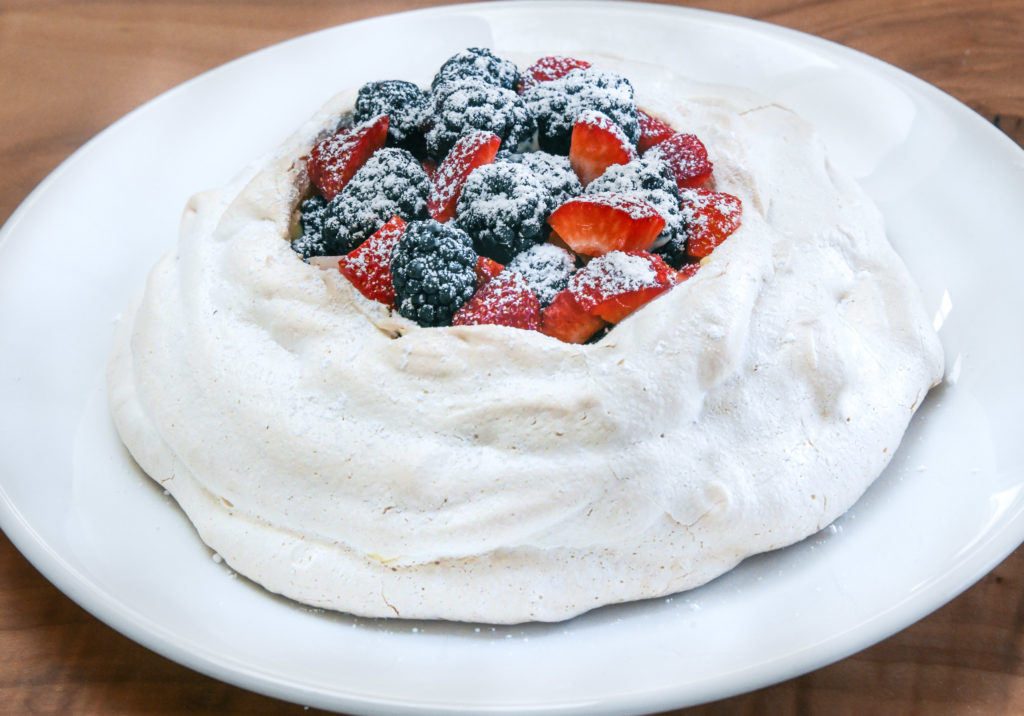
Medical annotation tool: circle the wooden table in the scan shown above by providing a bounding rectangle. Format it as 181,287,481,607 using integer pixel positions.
2,1,1022,713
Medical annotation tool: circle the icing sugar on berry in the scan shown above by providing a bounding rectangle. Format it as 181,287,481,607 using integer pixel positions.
294,48,744,344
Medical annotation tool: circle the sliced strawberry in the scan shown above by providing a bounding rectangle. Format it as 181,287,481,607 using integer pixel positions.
427,131,502,223
570,250,679,323
539,289,607,344
675,261,702,281
680,188,743,258
519,55,592,92
474,256,505,288
646,132,713,190
307,114,389,201
637,110,675,153
569,110,638,187
547,193,665,257
452,271,541,331
547,229,573,254
337,215,406,306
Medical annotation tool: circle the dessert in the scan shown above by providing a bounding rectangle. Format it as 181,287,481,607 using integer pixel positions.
108,48,944,623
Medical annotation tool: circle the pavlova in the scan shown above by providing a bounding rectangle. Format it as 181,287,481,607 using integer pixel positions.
108,48,944,623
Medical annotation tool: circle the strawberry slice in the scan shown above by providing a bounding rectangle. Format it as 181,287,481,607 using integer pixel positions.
539,289,607,344
547,193,665,257
337,215,407,306
474,256,505,288
637,110,675,153
680,188,743,258
452,271,541,331
569,110,638,187
570,250,680,323
427,130,502,223
520,55,592,92
646,132,713,190
675,261,702,281
307,114,389,201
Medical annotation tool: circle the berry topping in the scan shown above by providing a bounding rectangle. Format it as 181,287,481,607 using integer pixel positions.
569,109,638,187
547,193,665,257
585,155,685,249
452,270,541,330
431,47,520,92
321,148,430,253
569,250,680,323
421,158,438,180
307,114,389,201
427,130,502,223
291,195,330,260
354,80,429,156
522,68,639,155
539,289,607,344
337,216,407,307
390,220,478,327
679,187,743,258
506,243,577,307
637,110,675,153
499,150,583,207
474,255,505,288
520,55,592,92
676,261,702,281
425,79,536,159
299,50,733,344
454,162,555,263
645,132,713,190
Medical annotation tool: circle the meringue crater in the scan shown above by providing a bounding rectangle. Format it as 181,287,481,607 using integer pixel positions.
108,57,944,623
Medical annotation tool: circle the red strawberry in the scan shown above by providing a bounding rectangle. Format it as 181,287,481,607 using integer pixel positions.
637,110,675,153
646,132,713,190
307,114,389,201
676,261,702,281
539,289,607,344
427,131,502,223
337,215,407,306
452,271,541,331
474,256,505,288
520,55,592,92
547,193,665,257
680,188,743,258
569,110,638,187
570,250,680,323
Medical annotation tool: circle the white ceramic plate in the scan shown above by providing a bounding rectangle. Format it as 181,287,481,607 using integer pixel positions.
2,2,1023,713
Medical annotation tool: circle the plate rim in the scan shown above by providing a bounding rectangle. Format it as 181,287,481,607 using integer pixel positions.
2,1,1024,714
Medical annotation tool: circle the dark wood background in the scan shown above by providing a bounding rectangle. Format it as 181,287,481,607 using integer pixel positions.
2,1,1023,713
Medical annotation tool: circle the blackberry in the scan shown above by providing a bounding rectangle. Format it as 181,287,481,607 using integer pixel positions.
431,47,520,92
499,150,582,208
586,155,684,251
455,162,554,264
354,80,429,156
321,148,430,254
291,195,330,259
506,243,577,307
522,68,639,154
390,220,478,327
425,79,536,159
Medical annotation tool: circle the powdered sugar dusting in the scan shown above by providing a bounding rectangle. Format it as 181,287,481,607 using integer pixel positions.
429,131,500,218
507,243,576,307
451,270,541,330
573,192,661,221
570,251,659,295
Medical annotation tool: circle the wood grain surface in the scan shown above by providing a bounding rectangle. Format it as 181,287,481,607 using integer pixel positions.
2,1,1023,714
